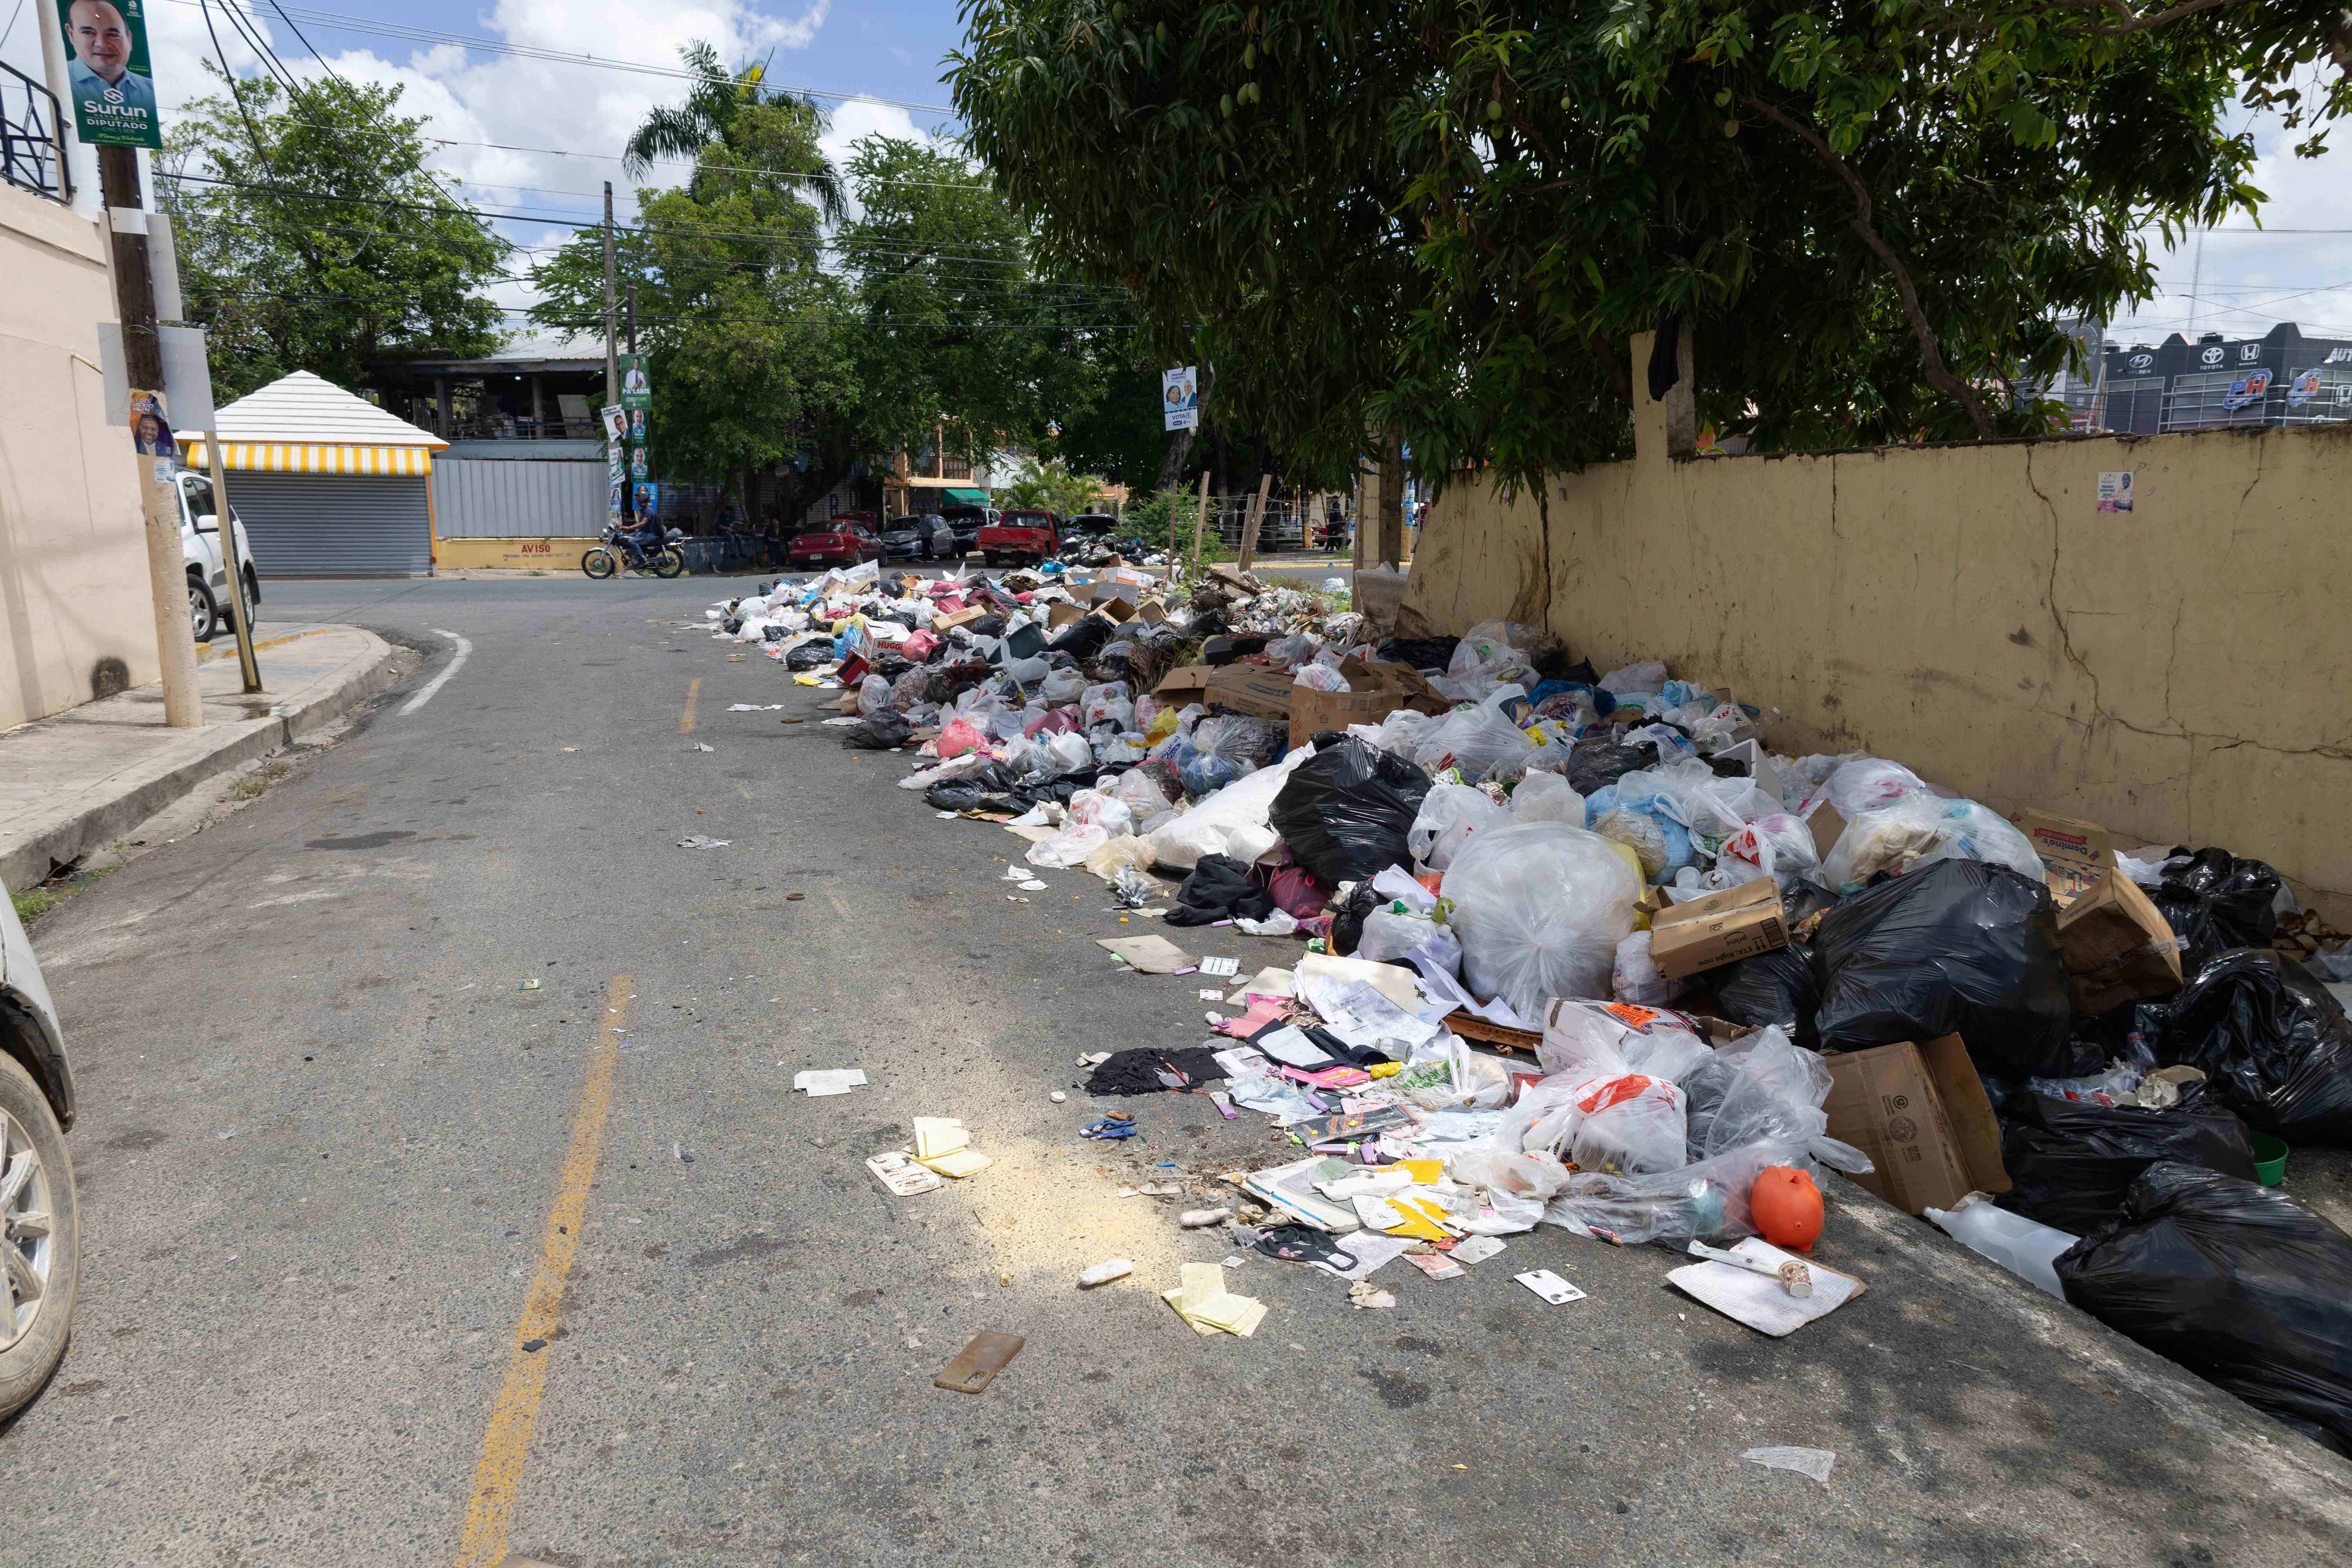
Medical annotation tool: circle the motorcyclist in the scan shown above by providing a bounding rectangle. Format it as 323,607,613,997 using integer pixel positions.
620,505,667,567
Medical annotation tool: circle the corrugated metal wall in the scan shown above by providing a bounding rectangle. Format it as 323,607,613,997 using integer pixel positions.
430,457,606,538
230,475,433,576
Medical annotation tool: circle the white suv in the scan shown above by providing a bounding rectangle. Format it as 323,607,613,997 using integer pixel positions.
177,470,261,642
0,883,78,1417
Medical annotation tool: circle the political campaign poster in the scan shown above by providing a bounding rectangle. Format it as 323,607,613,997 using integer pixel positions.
620,354,650,412
58,0,162,149
1161,366,1198,431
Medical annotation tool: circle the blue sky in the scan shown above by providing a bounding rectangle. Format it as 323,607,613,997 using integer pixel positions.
5,1,2347,343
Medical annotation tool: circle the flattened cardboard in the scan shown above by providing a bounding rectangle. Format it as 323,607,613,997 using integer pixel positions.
1823,1036,2009,1215
933,606,988,633
1289,656,1451,737
1046,601,1086,630
1647,879,1789,979
2012,808,2184,1011
1154,664,1213,704
1805,802,1848,865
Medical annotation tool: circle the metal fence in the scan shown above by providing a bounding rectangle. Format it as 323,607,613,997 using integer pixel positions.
1,63,69,204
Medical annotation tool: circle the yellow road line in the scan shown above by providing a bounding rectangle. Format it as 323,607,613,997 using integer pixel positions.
454,973,633,1568
679,677,701,734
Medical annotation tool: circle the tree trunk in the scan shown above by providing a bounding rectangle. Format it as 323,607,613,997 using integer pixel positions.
1377,430,1405,569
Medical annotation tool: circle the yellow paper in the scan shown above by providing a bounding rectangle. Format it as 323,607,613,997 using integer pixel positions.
1160,1288,1221,1336
1383,1194,1456,1241
793,674,820,686
1178,1262,1227,1314
915,1147,991,1178
1189,1291,1261,1332
1397,1158,1444,1183
913,1117,968,1160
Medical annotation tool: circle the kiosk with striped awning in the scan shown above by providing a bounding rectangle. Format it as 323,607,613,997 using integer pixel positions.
176,372,449,577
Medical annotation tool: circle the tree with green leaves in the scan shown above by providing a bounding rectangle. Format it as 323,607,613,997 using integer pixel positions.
621,41,846,223
953,1,2350,494
155,65,507,403
530,77,858,522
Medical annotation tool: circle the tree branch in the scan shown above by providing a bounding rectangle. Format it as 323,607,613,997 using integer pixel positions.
1743,96,1996,441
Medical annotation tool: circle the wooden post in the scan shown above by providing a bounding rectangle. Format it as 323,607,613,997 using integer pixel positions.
1187,468,1210,580
1377,433,1405,569
1237,472,1272,572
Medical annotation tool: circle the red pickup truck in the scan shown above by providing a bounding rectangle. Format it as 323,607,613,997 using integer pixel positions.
976,508,1060,567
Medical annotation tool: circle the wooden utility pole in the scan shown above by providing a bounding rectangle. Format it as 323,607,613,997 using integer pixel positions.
101,147,201,727
1237,472,1272,573
1187,468,1210,580
1377,432,1405,569
601,182,621,408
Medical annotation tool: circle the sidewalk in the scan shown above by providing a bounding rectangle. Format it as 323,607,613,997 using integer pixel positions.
0,625,400,891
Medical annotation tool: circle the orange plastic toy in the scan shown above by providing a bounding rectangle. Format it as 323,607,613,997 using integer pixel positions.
1751,1165,1824,1252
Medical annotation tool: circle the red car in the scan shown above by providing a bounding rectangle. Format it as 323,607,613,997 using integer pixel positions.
976,508,1060,566
787,513,883,569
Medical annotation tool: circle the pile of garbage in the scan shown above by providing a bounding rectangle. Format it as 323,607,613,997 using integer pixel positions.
712,564,2352,1454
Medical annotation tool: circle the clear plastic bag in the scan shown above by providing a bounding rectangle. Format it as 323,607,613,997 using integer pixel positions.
1294,662,1350,692
1408,782,1507,872
1067,788,1135,838
1598,659,1668,696
1566,1074,1688,1176
1820,793,2045,889
1612,929,1687,1005
1820,756,1927,818
1719,813,1821,886
1511,769,1586,827
857,673,893,716
1358,905,1459,970
1592,808,1678,881
1412,696,1534,782
1440,823,1642,1020
1027,821,1109,867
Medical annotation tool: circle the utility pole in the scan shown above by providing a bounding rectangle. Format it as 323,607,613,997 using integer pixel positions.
101,146,203,728
627,281,638,357
601,181,620,408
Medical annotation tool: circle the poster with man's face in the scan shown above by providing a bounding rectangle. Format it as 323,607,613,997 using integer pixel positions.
58,0,162,148
127,388,173,457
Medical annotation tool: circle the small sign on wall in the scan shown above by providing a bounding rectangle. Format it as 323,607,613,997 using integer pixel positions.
2096,471,2134,514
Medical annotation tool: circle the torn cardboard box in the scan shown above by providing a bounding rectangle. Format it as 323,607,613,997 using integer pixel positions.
1203,664,1298,724
1047,601,1086,630
1289,656,1451,736
1824,1036,2009,1215
2013,808,2184,1013
1648,879,1790,979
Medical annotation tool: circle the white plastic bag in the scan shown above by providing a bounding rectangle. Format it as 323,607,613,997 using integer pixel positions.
1598,659,1668,696
1408,782,1507,871
1440,823,1642,1020
1611,929,1687,1005
1145,747,1314,870
1717,813,1821,886
1358,905,1457,969
1040,667,1087,705
1819,756,1927,818
1294,662,1350,692
857,674,893,716
1511,769,1586,827
1819,793,2046,889
1412,695,1534,782
1027,821,1110,868
1067,788,1135,838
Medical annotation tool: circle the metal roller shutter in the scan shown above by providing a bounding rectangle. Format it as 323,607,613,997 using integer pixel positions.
229,475,434,576
430,458,606,538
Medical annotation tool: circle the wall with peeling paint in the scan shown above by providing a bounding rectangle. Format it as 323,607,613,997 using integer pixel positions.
1397,334,2352,916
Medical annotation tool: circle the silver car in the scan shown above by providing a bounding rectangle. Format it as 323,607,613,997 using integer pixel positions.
0,885,77,1417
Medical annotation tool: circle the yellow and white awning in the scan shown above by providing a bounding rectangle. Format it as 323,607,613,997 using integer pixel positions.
179,441,434,477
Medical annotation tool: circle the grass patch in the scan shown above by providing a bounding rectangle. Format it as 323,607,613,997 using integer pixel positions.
229,759,293,801
11,863,115,927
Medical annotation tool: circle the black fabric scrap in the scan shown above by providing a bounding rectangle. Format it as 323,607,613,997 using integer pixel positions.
1083,1047,1232,1098
1165,853,1278,927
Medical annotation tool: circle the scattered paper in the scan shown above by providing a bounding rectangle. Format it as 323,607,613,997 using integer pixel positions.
866,1149,944,1196
1096,935,1198,975
1198,955,1241,978
1451,1235,1507,1266
1347,1280,1396,1309
1515,1269,1588,1305
913,1117,969,1160
1403,1251,1465,1281
1200,988,1226,1001
1225,966,1296,1003
726,703,787,711
1670,1239,1862,1337
1018,880,1049,891
792,1068,868,1097
1253,1025,1337,1070
1312,1230,1414,1281
677,835,730,850
917,1146,993,1179
1162,1262,1266,1337
1742,1446,1836,1485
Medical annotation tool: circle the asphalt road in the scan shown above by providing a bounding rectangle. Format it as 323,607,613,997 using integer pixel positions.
6,572,2350,1567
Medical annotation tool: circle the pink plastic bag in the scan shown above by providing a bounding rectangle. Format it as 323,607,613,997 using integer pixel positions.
935,719,987,759
902,630,940,662
1024,708,1081,739
1267,865,1331,918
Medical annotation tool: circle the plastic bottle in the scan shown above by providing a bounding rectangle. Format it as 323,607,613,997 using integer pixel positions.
1924,1196,2078,1299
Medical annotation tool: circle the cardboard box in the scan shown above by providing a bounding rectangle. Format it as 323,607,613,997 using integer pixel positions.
932,606,989,633
1646,879,1790,978
1154,664,1214,705
1805,802,1847,865
2012,808,2184,1012
1824,1036,2010,1214
1288,657,1452,737
1134,596,1169,626
1203,664,1297,724
1046,601,1086,630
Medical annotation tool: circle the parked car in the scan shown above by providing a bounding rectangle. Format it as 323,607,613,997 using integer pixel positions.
785,514,883,570
880,514,957,562
176,470,261,642
0,879,80,1419
938,505,992,554
976,508,1061,566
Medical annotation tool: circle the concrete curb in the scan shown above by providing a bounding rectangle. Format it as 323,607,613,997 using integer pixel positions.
0,629,401,891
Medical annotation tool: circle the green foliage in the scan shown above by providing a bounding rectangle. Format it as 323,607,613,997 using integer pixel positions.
953,1,2351,493
995,457,1103,515
156,67,508,403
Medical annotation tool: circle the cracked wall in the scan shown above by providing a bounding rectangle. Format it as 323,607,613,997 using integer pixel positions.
1399,333,2352,919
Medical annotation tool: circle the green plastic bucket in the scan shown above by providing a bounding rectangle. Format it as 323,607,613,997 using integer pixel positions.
2252,1134,2289,1187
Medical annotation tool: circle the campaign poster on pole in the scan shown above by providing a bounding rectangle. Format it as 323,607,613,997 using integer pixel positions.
1161,366,1198,431
56,0,164,149
599,404,626,442
619,354,650,412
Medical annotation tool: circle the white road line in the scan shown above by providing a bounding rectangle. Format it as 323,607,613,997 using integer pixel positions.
401,629,473,715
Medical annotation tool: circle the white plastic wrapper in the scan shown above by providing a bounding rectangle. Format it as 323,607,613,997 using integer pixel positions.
1819,793,2046,889
1440,823,1642,1020
1598,659,1668,696
1611,929,1687,1006
1412,695,1534,782
1717,812,1820,886
1027,822,1109,867
1066,788,1135,838
1819,756,1927,818
1510,769,1586,828
857,674,893,716
1408,782,1507,871
1294,662,1350,692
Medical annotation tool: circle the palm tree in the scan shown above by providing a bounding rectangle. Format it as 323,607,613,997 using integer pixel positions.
622,42,846,224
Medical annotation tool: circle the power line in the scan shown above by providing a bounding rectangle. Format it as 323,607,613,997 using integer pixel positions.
149,0,959,116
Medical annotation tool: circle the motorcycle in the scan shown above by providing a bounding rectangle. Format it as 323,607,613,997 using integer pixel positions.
582,522,686,580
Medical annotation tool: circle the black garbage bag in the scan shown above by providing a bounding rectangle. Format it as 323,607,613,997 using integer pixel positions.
1267,738,1434,884
2056,1162,2352,1457
1998,1094,2256,1234
1811,860,2078,1078
839,713,913,750
1046,616,1114,661
1564,742,1655,797
1165,854,1278,927
1329,880,1381,956
2151,848,2281,975
1711,945,1822,1051
1373,635,1459,673
784,640,832,671
925,779,985,812
2157,948,2352,1145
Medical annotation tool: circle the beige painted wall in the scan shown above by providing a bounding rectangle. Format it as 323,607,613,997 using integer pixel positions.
1398,333,2352,918
0,185,158,732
